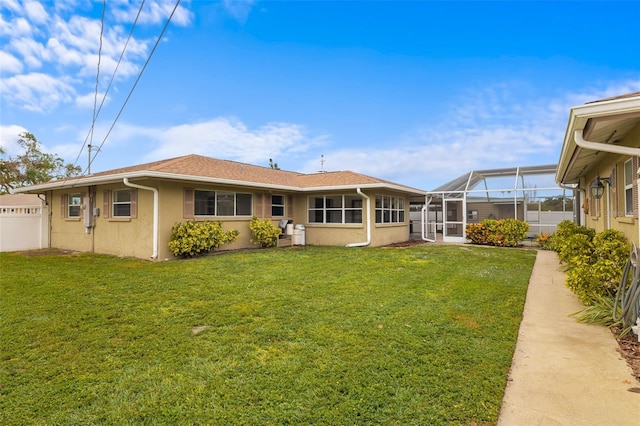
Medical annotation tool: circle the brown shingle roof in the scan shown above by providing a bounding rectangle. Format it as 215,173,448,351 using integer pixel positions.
49,154,424,194
92,154,303,186
585,91,640,104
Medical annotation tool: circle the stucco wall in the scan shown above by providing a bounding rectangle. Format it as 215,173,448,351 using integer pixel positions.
45,182,412,260
583,123,640,245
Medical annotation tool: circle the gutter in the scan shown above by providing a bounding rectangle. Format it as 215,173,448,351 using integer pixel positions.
123,178,159,259
574,130,640,157
346,188,371,247
574,129,640,244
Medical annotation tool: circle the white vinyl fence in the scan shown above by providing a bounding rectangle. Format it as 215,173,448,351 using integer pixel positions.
526,210,574,236
0,203,49,252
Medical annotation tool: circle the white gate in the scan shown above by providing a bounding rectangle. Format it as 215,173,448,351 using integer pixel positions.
0,202,49,252
443,198,466,243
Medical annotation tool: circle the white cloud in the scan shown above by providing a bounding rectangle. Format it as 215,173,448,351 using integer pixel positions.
0,72,75,112
0,1,193,113
110,0,193,26
75,91,108,109
142,117,324,164
0,50,23,74
0,16,33,37
23,1,48,24
223,0,255,23
0,0,21,13
9,36,48,68
0,124,28,155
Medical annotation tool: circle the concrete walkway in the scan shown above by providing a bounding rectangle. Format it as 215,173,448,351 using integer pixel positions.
498,250,640,425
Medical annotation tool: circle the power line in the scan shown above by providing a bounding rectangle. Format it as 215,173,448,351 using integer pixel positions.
73,0,147,173
86,0,182,174
87,0,106,175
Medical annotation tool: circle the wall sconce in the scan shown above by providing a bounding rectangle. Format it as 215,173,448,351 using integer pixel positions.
590,174,611,200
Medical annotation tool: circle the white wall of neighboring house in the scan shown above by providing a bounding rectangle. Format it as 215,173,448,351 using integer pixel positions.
0,194,49,252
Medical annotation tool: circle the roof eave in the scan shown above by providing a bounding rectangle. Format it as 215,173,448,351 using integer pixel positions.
13,171,427,196
556,95,640,184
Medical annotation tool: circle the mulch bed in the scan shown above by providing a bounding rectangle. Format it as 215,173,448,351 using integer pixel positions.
611,327,640,384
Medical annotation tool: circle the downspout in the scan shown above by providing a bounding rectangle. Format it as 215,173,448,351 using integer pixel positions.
346,188,371,247
123,178,159,259
574,129,640,244
421,196,435,242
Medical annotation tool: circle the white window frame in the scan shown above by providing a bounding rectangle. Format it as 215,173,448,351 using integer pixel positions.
68,193,82,218
112,189,131,217
307,195,363,224
375,195,405,224
194,190,253,217
624,159,634,217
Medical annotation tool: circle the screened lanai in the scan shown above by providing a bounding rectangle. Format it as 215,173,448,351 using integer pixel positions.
413,165,577,243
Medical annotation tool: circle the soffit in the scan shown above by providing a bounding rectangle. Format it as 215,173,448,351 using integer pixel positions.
560,114,640,184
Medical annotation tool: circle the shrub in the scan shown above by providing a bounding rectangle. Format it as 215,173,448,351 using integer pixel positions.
548,220,595,253
465,223,489,245
562,228,630,305
249,216,282,248
465,218,529,247
168,220,239,257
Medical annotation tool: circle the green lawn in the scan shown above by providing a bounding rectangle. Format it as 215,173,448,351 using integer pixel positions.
1,245,536,425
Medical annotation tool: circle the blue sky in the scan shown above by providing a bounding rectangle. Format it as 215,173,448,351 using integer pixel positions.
1,0,639,190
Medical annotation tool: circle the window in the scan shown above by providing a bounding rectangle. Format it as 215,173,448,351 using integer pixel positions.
193,190,253,217
624,159,634,216
307,195,363,224
272,195,285,217
68,194,82,217
468,210,478,220
195,190,215,216
375,195,405,224
113,189,131,217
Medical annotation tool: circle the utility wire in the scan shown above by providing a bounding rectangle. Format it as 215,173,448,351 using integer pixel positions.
87,0,182,173
73,0,147,172
87,0,105,175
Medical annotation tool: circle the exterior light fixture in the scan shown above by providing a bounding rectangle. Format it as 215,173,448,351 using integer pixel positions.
590,174,610,200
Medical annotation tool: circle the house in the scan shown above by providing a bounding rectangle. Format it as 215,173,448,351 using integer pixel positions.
420,165,574,243
13,154,426,260
556,92,640,245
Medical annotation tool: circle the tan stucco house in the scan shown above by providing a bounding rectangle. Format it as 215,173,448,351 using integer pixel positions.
14,154,426,260
556,92,640,245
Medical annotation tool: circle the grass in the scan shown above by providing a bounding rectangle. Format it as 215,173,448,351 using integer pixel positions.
0,245,536,425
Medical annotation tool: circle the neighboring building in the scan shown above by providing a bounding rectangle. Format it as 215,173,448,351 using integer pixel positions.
14,154,426,260
420,165,574,243
556,92,640,245
0,194,48,252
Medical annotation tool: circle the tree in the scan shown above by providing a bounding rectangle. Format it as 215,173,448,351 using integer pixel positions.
268,158,280,170
0,132,82,194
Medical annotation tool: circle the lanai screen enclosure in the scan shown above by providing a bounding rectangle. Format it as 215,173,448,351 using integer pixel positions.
416,165,576,243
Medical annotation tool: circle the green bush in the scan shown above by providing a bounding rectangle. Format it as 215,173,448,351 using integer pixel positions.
168,220,239,257
249,216,282,248
548,220,595,253
557,233,594,265
465,218,529,247
562,228,630,305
